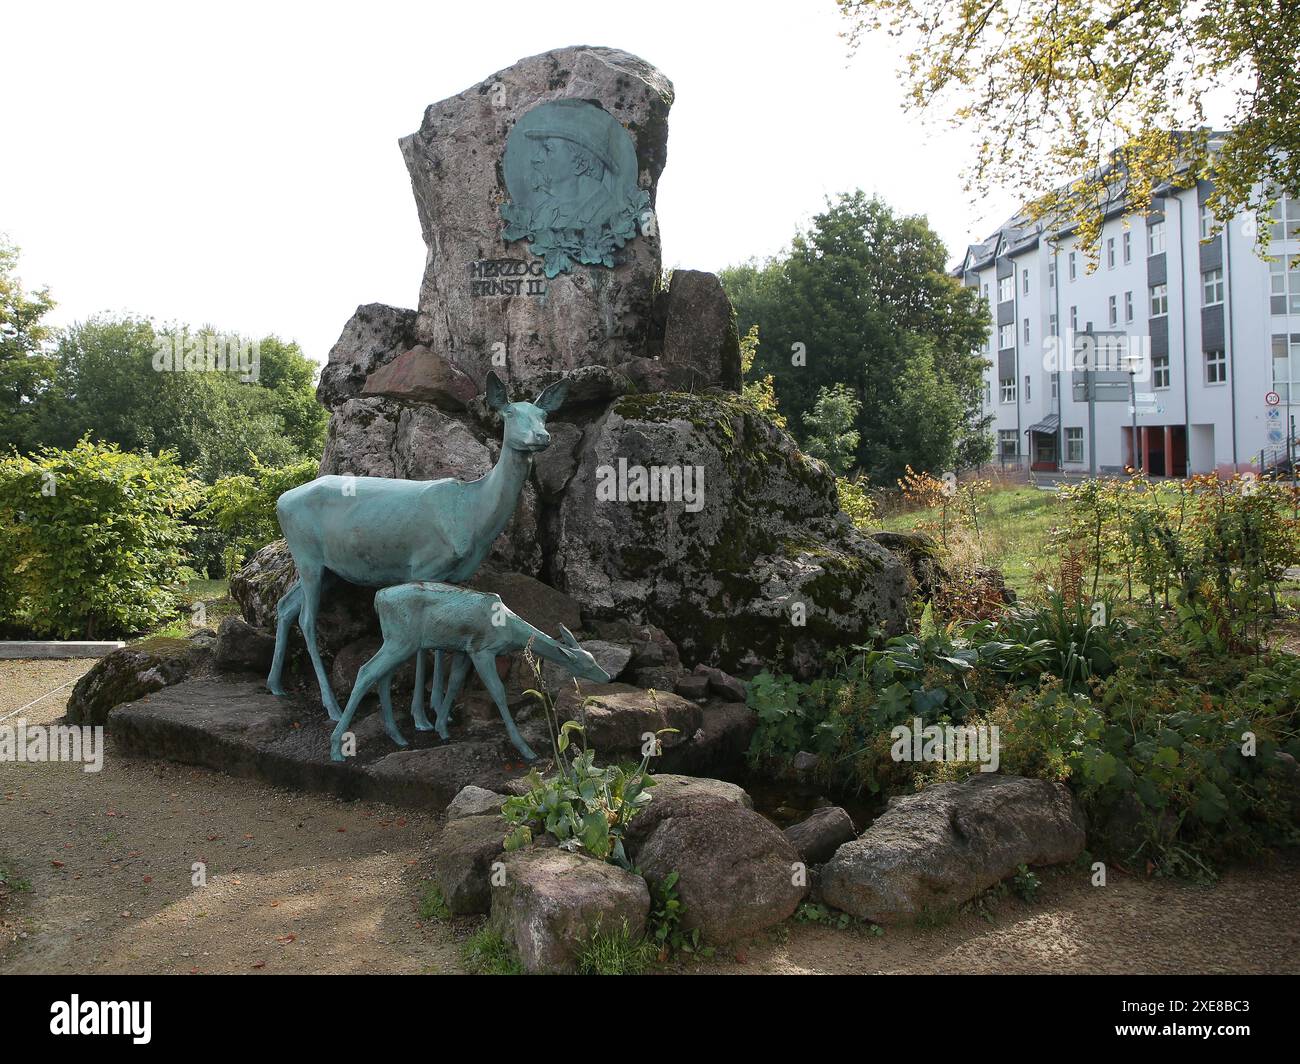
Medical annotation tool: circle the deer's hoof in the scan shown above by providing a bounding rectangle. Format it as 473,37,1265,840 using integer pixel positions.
387,729,408,748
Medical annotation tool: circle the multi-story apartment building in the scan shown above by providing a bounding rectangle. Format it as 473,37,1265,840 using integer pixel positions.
959,159,1300,476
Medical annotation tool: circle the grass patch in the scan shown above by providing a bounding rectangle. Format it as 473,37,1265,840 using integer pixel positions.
880,485,1060,598
133,577,237,643
575,922,657,975
460,926,523,975
417,882,451,922
0,862,32,897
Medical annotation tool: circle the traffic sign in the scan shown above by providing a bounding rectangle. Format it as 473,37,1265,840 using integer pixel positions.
1266,390,1281,406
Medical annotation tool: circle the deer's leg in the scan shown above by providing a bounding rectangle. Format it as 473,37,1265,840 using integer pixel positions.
266,580,301,696
409,649,428,731
296,568,342,720
433,653,471,740
330,640,412,760
377,669,407,748
470,650,537,762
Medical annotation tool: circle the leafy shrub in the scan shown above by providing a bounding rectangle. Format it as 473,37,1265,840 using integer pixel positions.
201,455,316,575
500,650,667,867
646,871,712,959
0,439,201,638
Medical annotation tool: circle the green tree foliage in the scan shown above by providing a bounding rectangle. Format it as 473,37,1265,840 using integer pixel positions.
202,456,318,575
738,324,785,428
0,439,201,638
35,316,327,481
838,0,1300,254
721,192,991,482
0,238,57,455
801,383,861,475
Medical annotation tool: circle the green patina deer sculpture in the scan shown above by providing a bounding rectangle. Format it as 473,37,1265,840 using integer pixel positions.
266,371,566,721
330,582,610,762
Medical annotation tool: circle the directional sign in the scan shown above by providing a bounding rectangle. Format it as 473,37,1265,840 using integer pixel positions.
1267,406,1282,420
1266,391,1281,406
1269,426,1285,444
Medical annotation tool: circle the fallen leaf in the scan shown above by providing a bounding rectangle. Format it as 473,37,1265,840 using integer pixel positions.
275,933,296,945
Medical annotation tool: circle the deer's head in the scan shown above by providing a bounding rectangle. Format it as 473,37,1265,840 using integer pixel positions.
555,625,611,683
486,372,567,453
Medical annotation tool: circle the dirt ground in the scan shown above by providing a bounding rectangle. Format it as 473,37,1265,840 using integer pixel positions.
2,658,1297,975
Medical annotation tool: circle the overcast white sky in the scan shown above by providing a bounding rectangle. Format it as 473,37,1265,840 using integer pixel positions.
3,0,1019,364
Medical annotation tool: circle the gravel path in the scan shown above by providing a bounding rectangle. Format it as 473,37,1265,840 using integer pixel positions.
2,659,1296,975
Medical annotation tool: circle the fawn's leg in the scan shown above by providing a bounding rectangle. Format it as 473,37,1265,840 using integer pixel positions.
409,649,428,731
330,641,412,760
378,670,407,747
433,653,471,740
470,650,537,762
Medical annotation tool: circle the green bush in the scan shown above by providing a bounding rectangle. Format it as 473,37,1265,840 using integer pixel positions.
0,439,201,638
201,455,316,575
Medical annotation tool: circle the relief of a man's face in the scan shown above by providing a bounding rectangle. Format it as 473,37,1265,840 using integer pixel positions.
530,137,604,202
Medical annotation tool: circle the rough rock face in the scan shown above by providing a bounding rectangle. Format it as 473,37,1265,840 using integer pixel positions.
66,634,212,727
819,774,1087,924
783,806,857,866
398,46,674,394
284,47,913,683
552,393,911,675
490,848,651,973
434,814,507,915
634,794,805,943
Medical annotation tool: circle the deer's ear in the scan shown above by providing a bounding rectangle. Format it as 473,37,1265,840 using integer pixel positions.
486,372,509,411
558,624,581,649
534,378,568,414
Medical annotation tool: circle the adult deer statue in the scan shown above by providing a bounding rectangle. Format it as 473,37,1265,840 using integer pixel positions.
329,582,611,762
266,371,567,720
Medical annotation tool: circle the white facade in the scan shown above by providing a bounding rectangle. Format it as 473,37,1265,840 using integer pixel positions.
961,182,1300,476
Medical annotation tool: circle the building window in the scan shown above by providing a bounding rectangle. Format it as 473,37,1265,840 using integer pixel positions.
1152,352,1170,389
998,275,1014,302
1065,427,1084,464
998,429,1018,460
999,323,1015,349
1023,317,1030,344
1270,195,1300,241
1000,378,1017,403
1068,252,1077,281
1107,238,1115,269
1200,203,1215,241
1269,257,1300,314
1070,306,1078,330
1108,295,1118,325
1123,229,1132,263
1051,375,1059,400
1022,268,1030,296
1150,283,1168,317
1024,374,1032,401
1205,348,1227,385
1272,334,1299,401
1202,267,1224,307
983,378,992,405
1048,260,1056,288
1124,291,1134,322
1148,219,1166,255
1049,313,1058,336
983,282,990,300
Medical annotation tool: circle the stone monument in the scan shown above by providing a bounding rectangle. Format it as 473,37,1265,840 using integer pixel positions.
243,45,911,683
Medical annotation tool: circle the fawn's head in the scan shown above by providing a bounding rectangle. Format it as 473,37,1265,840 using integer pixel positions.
486,371,567,453
555,625,611,684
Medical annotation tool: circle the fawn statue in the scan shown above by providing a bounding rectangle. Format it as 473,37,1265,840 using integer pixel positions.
267,371,567,719
330,582,610,762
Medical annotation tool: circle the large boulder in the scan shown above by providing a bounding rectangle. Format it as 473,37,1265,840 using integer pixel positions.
551,392,911,676
65,634,212,727
783,806,856,866
315,303,418,410
555,683,701,756
489,849,651,973
633,794,805,943
213,616,275,674
819,774,1086,924
432,813,508,915
657,269,742,391
397,46,674,395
